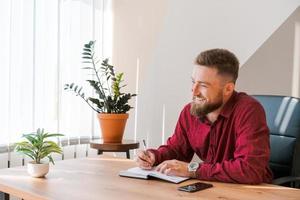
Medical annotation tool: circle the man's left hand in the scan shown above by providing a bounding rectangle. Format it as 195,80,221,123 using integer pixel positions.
155,159,190,177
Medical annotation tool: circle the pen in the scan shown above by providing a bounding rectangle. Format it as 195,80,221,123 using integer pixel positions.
142,139,147,151
142,139,151,165
142,139,150,158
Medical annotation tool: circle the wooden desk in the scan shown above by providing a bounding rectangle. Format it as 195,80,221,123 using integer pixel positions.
90,139,139,158
0,157,299,200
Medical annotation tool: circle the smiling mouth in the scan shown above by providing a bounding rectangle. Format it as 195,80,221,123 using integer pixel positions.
193,96,206,103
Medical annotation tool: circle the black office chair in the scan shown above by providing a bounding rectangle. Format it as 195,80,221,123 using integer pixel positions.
253,95,300,188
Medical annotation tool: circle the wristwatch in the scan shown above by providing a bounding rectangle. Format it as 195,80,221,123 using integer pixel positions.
188,162,199,178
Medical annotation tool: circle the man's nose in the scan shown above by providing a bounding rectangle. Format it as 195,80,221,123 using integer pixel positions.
192,84,200,96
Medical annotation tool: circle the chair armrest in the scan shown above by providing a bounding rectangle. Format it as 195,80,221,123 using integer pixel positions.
272,176,300,186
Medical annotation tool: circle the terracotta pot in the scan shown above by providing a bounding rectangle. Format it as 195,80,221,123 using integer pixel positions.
97,113,129,143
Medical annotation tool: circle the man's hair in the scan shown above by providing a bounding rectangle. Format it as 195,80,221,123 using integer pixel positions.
195,49,239,83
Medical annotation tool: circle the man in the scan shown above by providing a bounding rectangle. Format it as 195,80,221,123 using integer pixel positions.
136,49,273,184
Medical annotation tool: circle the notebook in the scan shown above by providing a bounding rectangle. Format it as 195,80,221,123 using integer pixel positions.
119,167,189,184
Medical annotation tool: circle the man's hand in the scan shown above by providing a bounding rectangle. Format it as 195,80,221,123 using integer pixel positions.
136,150,155,170
156,159,190,177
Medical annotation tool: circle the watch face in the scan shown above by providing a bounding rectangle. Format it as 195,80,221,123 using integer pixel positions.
188,162,199,172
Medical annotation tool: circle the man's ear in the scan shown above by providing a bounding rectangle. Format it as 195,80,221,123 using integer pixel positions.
224,82,235,96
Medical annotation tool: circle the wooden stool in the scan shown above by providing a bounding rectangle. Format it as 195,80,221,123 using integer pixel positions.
90,139,139,159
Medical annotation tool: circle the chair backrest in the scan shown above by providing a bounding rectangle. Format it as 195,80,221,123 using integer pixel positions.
252,95,300,179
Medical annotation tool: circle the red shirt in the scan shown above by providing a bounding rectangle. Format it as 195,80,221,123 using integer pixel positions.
150,91,273,184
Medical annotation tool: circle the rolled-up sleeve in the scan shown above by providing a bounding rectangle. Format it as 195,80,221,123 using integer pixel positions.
149,106,194,165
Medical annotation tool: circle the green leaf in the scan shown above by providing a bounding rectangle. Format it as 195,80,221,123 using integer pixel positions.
81,67,94,70
48,155,55,165
77,87,82,94
83,48,91,52
84,44,91,48
64,84,70,90
43,133,64,138
88,97,102,109
89,41,95,46
82,52,91,56
82,56,92,59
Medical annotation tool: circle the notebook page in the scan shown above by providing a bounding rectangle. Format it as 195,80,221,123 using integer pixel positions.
127,167,188,183
148,171,189,183
126,167,153,176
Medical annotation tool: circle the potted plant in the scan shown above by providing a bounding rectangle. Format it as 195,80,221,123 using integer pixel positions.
15,128,64,178
64,41,136,143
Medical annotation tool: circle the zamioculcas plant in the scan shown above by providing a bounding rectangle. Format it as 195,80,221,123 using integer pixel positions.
64,40,136,114
64,41,136,143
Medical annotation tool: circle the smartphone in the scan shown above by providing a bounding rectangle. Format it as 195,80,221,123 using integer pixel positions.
178,182,213,193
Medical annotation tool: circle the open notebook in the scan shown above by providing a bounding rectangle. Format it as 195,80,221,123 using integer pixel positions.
119,167,189,184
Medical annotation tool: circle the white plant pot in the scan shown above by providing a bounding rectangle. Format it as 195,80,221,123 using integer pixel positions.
27,161,49,178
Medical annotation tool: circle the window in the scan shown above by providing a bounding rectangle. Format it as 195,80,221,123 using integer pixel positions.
0,0,112,144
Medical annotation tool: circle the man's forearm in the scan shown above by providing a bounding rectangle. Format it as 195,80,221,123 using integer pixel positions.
197,159,270,184
148,146,178,165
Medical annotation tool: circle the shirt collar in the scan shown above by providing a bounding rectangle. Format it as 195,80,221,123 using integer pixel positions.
219,90,238,118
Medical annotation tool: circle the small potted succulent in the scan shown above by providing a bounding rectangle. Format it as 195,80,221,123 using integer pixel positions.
15,128,64,178
64,41,136,143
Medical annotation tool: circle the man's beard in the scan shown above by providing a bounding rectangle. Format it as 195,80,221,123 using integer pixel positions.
190,92,223,117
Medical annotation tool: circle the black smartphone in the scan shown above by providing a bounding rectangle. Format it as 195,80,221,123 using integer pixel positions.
178,182,213,193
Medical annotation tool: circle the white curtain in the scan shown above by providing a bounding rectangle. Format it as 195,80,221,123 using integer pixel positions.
0,0,112,144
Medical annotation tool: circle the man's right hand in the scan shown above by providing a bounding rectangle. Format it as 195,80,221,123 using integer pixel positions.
136,150,155,170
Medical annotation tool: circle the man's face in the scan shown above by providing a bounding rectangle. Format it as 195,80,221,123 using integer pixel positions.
190,65,225,117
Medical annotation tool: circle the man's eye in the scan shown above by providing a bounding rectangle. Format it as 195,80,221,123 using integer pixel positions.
200,84,207,88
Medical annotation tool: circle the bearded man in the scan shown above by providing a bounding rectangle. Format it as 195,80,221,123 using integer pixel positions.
136,49,273,184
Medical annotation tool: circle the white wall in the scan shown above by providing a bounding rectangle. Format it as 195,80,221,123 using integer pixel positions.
237,6,300,97
112,0,300,148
